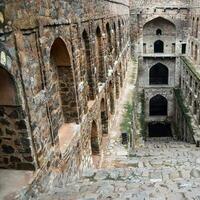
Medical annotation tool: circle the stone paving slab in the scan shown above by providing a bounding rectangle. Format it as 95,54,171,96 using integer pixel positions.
31,138,200,200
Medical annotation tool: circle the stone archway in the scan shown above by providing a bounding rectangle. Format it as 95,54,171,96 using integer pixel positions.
0,66,34,170
82,30,95,101
108,81,115,115
50,38,78,124
100,98,108,135
149,63,169,85
90,121,100,168
96,26,105,82
154,40,164,53
115,71,120,99
150,95,168,116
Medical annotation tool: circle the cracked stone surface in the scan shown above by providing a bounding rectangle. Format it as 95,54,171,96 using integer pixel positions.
32,137,200,200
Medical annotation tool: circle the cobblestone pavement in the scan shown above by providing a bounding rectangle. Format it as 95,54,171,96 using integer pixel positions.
34,137,200,200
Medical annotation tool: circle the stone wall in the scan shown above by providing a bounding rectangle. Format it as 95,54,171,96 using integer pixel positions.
0,106,34,170
130,0,190,138
174,57,200,144
0,0,131,193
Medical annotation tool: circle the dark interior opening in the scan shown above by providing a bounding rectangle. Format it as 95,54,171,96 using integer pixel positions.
154,40,164,53
156,29,162,35
149,63,168,85
150,95,168,116
182,44,186,54
149,122,172,137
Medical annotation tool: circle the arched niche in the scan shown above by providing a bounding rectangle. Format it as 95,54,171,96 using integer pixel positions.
143,17,176,36
96,26,105,82
154,40,164,53
50,38,78,123
149,63,169,85
0,66,17,105
149,95,168,116
100,98,108,135
82,30,95,101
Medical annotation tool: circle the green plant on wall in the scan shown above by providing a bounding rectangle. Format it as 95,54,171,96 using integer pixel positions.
174,88,194,136
120,102,133,138
140,90,147,139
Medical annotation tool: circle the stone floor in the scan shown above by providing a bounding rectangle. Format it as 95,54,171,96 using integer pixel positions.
28,60,200,199
32,137,200,200
0,170,33,200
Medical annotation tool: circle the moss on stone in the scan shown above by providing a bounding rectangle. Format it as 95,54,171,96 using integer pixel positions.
181,57,200,80
120,102,134,138
174,88,194,136
140,90,147,139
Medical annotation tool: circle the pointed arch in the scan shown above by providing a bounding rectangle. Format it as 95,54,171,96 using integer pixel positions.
96,26,105,82
0,66,17,105
118,20,122,50
0,66,34,170
113,22,118,57
156,29,162,35
100,98,108,135
106,23,112,53
82,30,95,100
150,95,168,116
149,63,169,85
50,37,78,123
115,71,120,99
108,81,115,114
91,120,100,155
154,40,164,53
143,16,176,30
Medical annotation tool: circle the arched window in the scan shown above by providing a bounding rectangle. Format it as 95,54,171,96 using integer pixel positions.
156,29,162,35
100,98,108,135
50,38,78,123
118,20,122,50
0,66,34,170
196,18,199,38
96,27,105,82
150,95,168,116
115,71,120,99
149,63,169,85
113,23,118,57
191,41,194,57
108,81,115,114
154,40,164,53
106,23,112,53
194,44,198,61
0,67,17,105
82,30,95,100
91,121,100,155
194,100,198,115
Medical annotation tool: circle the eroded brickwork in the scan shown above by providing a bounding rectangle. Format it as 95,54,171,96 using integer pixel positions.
0,0,130,191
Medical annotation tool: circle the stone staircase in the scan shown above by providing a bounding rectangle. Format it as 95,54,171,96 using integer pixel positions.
28,138,200,200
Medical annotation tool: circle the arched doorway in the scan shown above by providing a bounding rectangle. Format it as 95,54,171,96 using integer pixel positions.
150,95,168,116
149,63,169,85
148,122,172,137
100,98,108,135
154,40,164,53
0,66,34,170
50,38,78,124
82,30,95,100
